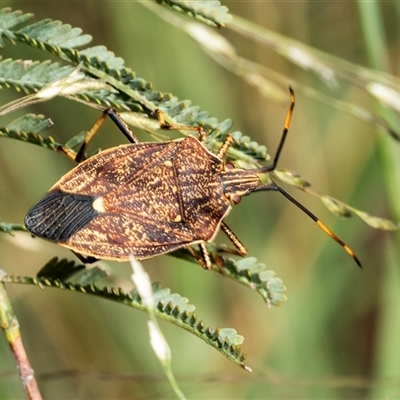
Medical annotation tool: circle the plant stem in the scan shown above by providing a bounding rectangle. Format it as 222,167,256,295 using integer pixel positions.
0,277,42,400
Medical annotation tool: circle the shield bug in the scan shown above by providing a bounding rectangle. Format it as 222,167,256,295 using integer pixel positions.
24,89,361,269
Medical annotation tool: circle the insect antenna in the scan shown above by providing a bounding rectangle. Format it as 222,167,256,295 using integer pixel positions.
255,87,362,268
266,87,295,172
271,184,362,268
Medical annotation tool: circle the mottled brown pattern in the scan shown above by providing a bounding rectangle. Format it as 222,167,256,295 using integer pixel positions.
28,91,360,269
55,137,232,260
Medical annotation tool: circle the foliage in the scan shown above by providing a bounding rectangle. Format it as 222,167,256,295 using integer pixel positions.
0,2,399,399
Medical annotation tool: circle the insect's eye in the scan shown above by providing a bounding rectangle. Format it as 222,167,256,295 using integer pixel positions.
232,195,241,205
225,161,235,170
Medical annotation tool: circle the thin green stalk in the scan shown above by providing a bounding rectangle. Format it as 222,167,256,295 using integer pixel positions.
357,3,400,399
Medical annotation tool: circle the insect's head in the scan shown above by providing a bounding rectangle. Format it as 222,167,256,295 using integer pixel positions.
221,160,362,268
221,161,266,204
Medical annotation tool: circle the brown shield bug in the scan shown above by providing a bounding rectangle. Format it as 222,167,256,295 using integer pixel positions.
24,89,361,269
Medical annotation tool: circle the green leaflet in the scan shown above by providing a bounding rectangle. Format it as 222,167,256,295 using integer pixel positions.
17,18,92,48
0,223,27,235
0,114,59,150
155,0,232,28
0,7,33,45
0,59,74,93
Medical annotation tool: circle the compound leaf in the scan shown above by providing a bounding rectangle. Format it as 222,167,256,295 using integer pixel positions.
1,266,250,370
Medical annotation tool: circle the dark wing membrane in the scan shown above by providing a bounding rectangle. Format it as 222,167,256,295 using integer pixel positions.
57,141,179,196
63,211,198,260
24,190,97,242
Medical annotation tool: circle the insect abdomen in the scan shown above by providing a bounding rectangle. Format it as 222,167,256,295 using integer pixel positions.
24,189,98,242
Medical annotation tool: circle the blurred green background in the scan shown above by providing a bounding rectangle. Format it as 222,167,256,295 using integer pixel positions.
1,1,400,399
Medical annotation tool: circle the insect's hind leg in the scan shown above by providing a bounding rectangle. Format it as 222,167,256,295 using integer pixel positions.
187,226,247,270
72,251,98,264
156,109,207,143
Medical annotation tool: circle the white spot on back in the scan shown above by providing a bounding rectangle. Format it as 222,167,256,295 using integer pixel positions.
92,197,106,213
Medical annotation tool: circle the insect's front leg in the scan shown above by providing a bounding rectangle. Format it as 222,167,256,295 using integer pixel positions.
58,109,140,163
57,111,109,163
187,243,212,270
216,135,235,160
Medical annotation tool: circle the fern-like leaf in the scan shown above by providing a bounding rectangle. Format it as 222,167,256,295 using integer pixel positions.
0,59,74,93
17,18,92,48
0,113,60,150
4,113,52,133
173,246,287,306
0,7,33,46
0,6,267,159
36,257,86,281
36,257,109,284
1,267,251,370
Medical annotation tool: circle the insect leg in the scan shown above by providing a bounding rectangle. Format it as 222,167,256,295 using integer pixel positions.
57,111,108,162
216,135,234,160
72,251,98,264
198,243,212,269
58,109,139,162
220,222,248,256
156,109,207,142
58,146,79,161
187,244,212,270
74,112,109,162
